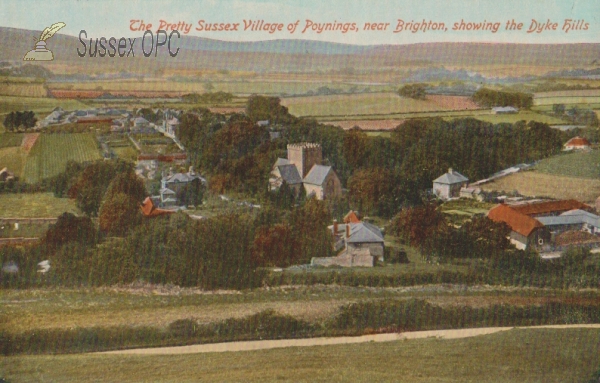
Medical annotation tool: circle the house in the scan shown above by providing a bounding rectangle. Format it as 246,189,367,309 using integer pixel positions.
141,197,175,217
269,143,342,200
313,216,385,267
433,168,469,200
564,136,591,151
487,199,595,250
492,106,519,114
161,166,207,195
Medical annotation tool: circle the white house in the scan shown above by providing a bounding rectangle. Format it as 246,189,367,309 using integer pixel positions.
433,168,469,200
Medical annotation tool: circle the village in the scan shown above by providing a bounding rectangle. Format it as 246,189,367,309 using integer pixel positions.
2,8,600,379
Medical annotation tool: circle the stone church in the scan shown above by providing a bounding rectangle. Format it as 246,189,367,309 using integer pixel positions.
269,143,342,200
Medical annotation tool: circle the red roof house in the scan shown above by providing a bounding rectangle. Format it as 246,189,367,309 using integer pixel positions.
141,197,174,217
564,136,591,150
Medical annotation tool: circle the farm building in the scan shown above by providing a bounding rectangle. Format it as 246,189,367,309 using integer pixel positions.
487,199,597,251
564,136,591,151
433,168,469,200
269,143,342,200
313,215,385,267
492,106,519,114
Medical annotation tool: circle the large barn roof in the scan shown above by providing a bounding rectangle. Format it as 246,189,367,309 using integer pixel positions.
487,204,543,237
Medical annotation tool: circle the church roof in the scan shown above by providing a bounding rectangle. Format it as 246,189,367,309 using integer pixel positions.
303,165,333,186
277,164,302,185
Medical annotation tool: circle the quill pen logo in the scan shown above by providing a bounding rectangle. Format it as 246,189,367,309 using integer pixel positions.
23,22,66,61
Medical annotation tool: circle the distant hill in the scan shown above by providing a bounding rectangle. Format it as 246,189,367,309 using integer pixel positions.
2,26,600,75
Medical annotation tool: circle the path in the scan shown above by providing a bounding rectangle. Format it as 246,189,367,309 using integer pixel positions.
98,324,600,356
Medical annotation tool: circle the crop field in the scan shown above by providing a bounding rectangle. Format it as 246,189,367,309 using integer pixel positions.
535,150,600,179
47,80,387,96
0,96,88,114
533,89,600,106
323,119,405,130
22,133,101,183
2,328,599,382
0,133,24,148
0,192,78,218
470,111,567,125
0,146,27,176
0,82,47,98
281,93,480,118
479,171,600,203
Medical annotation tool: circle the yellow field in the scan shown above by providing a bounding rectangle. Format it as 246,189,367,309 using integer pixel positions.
479,171,600,203
0,96,88,114
0,83,47,97
282,93,479,117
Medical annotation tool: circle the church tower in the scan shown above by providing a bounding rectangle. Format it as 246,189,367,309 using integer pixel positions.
287,143,322,178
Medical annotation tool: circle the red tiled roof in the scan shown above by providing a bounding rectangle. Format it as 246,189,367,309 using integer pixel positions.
511,200,591,216
487,204,544,237
343,210,361,224
565,136,591,147
141,197,174,217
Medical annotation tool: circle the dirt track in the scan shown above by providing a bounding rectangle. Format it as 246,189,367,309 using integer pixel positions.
99,324,600,356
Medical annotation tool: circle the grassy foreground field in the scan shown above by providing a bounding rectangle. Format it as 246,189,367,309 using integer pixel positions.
1,328,598,382
22,133,101,183
479,171,600,203
0,192,78,218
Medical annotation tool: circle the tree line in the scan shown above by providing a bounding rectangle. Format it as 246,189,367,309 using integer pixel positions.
3,111,37,131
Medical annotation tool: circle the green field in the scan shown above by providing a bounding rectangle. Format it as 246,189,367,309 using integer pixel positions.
1,328,598,382
0,192,78,218
49,80,390,96
0,96,88,114
469,111,567,125
0,133,24,148
282,93,463,117
479,171,600,203
535,150,600,179
0,146,27,176
22,133,102,183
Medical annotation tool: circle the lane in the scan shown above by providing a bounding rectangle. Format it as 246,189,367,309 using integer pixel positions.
98,324,600,356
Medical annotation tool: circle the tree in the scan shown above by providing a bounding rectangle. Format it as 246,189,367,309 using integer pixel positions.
176,178,205,206
104,171,147,203
245,95,292,124
398,84,427,100
461,215,512,256
98,192,142,235
552,103,566,115
343,127,369,170
252,223,299,267
347,167,394,216
389,203,446,247
289,198,334,261
3,112,16,131
42,212,96,252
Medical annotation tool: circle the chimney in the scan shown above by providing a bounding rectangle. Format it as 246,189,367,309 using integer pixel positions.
333,220,338,235
448,168,453,174
346,224,350,239
189,165,195,175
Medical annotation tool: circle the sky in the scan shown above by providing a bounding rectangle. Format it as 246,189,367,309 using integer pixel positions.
1,0,600,45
